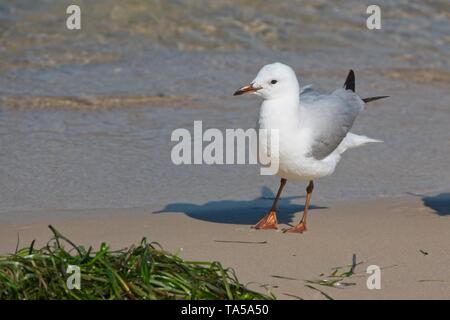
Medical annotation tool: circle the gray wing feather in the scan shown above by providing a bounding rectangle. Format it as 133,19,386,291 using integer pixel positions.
299,86,364,160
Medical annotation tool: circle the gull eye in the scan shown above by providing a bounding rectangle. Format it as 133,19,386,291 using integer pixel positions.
270,80,278,85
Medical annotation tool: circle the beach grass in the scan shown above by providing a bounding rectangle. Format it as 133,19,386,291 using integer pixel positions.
0,225,273,300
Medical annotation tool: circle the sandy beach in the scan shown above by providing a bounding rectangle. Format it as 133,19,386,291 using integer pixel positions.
1,194,449,300
1,1,449,300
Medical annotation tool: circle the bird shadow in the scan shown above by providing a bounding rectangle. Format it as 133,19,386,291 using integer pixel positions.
421,193,450,216
154,186,327,225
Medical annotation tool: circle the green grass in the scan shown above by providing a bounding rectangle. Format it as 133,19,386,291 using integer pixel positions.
304,258,362,300
0,225,273,300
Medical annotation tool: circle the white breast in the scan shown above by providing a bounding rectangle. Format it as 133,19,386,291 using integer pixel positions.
257,99,341,181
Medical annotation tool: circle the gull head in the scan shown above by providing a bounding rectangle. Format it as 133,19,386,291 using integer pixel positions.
233,62,299,100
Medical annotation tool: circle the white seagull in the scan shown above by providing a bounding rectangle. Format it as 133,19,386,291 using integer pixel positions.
233,62,388,233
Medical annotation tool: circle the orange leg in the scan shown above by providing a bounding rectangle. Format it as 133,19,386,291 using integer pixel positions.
284,180,314,233
253,178,287,230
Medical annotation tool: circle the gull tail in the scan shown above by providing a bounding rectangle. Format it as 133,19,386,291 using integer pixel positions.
337,133,382,155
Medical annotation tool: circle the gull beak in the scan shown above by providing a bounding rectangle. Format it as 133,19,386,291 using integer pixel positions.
233,83,261,96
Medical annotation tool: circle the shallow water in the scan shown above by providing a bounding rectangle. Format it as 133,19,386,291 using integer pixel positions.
0,1,449,215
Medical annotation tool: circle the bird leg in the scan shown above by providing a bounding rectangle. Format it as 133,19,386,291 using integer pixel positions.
284,180,314,233
253,178,287,230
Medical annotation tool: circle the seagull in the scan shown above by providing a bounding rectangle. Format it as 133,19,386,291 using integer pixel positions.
233,62,388,233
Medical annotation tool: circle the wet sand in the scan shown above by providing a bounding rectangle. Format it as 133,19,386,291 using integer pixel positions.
1,1,450,212
1,194,449,300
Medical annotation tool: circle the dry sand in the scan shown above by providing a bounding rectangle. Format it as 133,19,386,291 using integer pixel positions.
1,195,449,300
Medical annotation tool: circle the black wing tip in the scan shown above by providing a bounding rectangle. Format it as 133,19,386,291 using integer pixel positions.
344,69,355,92
362,95,390,103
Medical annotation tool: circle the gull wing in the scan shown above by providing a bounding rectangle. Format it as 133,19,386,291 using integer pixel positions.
299,84,364,160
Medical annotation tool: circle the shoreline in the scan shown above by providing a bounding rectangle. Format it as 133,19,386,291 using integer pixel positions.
1,195,449,299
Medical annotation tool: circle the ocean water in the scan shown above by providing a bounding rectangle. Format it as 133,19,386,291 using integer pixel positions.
0,0,449,215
